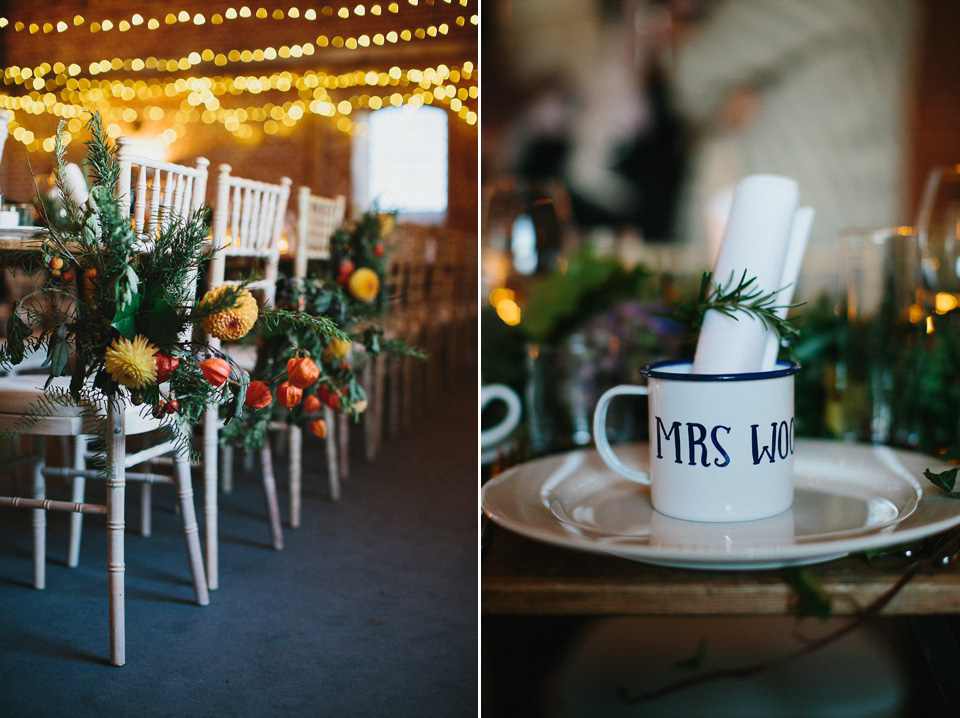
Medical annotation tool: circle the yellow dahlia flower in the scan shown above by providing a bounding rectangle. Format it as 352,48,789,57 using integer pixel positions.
322,338,352,363
200,286,259,341
105,335,159,389
347,268,380,302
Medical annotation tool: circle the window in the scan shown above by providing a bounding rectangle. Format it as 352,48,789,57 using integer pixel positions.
353,105,448,220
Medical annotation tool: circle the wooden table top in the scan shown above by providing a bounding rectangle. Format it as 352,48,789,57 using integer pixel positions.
0,227,46,250
481,521,960,617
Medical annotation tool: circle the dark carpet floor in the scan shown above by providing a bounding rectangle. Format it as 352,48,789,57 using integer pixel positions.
0,379,478,717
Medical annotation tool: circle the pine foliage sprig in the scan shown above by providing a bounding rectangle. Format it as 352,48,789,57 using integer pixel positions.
83,111,120,192
52,120,86,228
673,270,803,342
256,308,350,343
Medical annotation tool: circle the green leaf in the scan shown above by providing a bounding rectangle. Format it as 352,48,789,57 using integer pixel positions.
312,292,333,314
782,568,833,619
233,381,248,420
140,296,181,348
924,468,960,498
70,357,87,400
111,294,141,339
4,309,29,365
43,324,69,377
141,383,160,408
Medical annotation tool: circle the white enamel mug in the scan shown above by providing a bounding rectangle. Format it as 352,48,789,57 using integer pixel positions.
481,384,522,464
592,360,801,522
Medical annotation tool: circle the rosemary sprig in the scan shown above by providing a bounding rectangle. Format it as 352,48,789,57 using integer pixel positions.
674,270,803,343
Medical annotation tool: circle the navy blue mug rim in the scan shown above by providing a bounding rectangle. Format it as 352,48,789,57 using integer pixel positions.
640,359,801,382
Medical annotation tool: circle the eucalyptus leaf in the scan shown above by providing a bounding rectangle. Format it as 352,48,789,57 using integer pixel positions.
44,324,69,376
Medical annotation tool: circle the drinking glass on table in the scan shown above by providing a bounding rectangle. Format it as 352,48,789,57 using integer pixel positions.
914,165,960,455
834,226,923,448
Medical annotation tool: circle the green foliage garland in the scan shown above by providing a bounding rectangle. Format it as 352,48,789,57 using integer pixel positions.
221,210,424,451
0,113,346,467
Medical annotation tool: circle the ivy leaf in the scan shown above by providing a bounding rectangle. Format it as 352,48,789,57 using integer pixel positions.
923,468,960,498
782,567,832,619
111,294,141,339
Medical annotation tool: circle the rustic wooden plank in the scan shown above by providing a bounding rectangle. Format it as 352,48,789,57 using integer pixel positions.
482,527,960,616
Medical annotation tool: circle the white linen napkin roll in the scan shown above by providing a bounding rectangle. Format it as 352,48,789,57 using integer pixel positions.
62,163,89,206
761,206,815,371
692,174,799,374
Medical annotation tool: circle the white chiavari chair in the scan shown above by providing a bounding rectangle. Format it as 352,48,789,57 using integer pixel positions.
205,165,291,586
116,137,209,244
383,224,429,437
0,142,212,665
0,109,10,175
288,188,345,527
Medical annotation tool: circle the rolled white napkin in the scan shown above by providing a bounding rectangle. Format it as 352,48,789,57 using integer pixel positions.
692,174,799,374
761,206,815,371
61,162,89,206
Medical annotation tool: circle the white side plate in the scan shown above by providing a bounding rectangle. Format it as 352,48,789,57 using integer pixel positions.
481,439,959,570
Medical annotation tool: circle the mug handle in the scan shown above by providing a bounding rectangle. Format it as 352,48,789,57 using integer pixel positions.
592,385,651,484
481,384,522,448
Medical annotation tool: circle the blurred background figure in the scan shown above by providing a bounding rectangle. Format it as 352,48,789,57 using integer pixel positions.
487,0,687,242
671,0,918,298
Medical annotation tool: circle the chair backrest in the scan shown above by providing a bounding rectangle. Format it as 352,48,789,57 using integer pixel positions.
0,109,10,179
294,187,346,278
116,137,209,237
209,164,292,307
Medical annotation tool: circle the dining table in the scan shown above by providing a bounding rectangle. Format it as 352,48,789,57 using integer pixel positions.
481,437,960,715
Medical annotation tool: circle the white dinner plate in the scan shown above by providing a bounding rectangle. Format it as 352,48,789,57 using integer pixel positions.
481,438,960,570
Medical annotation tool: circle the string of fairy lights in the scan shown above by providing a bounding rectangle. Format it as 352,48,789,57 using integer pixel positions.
1,61,477,153
0,1,478,153
0,1,471,35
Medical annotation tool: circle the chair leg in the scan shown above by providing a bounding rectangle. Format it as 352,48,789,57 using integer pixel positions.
106,398,126,667
324,406,341,501
139,484,152,536
259,438,283,550
173,444,209,606
31,436,45,590
220,444,234,494
338,413,349,480
203,406,219,591
288,425,302,528
67,436,87,568
401,356,412,430
388,353,402,438
364,356,383,462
